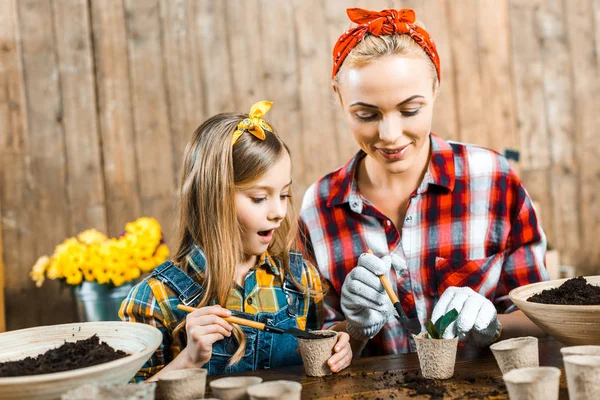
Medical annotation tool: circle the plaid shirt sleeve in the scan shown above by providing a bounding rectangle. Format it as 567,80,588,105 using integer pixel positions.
301,258,327,331
119,278,177,382
496,178,548,307
298,218,345,330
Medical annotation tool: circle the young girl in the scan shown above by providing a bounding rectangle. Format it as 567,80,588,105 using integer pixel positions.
120,101,352,381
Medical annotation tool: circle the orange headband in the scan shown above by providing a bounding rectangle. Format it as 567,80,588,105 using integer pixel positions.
332,8,441,82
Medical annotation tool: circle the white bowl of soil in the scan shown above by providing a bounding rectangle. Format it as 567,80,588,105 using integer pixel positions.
0,321,162,400
509,276,600,345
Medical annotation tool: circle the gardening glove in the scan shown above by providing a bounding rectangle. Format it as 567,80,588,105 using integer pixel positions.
431,286,501,346
341,253,394,340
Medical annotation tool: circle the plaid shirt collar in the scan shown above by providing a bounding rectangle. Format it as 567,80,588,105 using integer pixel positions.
326,133,456,208
186,244,280,276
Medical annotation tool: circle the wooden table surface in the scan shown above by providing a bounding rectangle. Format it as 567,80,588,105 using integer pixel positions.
208,337,570,399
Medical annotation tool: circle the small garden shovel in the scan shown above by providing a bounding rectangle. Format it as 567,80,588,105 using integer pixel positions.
366,250,421,334
177,304,322,339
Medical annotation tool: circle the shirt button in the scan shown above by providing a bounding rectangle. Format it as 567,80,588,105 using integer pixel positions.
386,220,391,226
406,216,412,222
247,298,253,305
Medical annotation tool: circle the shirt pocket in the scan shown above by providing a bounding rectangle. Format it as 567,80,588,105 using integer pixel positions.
433,252,505,299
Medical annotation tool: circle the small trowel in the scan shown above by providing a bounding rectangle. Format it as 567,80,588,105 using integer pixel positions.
177,304,322,339
367,250,421,334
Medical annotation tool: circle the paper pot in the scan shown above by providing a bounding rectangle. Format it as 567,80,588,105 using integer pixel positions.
246,380,302,400
503,367,561,400
560,345,600,357
297,330,338,377
490,336,538,374
155,368,207,400
61,382,156,400
563,355,600,400
412,332,458,379
208,376,262,400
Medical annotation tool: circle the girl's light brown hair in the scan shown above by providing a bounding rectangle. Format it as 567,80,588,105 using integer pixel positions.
173,112,301,365
333,30,440,94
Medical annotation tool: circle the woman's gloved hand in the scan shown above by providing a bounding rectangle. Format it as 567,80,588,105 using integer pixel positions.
431,286,501,346
341,253,394,340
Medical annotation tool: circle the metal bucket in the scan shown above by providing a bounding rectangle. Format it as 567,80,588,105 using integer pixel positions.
72,281,135,322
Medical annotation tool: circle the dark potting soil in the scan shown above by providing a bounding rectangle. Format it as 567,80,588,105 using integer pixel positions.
527,276,600,305
316,370,507,400
0,334,128,377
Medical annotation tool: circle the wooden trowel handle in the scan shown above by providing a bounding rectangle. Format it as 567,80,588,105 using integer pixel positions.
379,274,400,304
176,304,266,331
365,249,400,304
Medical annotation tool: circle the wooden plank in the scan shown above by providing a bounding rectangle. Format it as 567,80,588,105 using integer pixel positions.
476,0,518,154
446,0,486,146
0,0,27,331
13,0,75,328
0,195,4,332
223,0,265,111
537,0,580,266
193,0,234,116
52,0,107,234
90,0,142,236
258,0,305,197
508,0,555,247
292,0,342,192
401,0,460,142
159,0,206,188
123,0,176,241
565,0,600,273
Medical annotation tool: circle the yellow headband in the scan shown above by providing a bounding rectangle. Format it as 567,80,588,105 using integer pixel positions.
232,101,274,145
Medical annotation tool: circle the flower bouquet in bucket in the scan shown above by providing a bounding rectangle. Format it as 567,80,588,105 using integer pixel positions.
29,217,170,321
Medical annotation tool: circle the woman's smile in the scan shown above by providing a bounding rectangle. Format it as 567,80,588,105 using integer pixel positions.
375,143,412,160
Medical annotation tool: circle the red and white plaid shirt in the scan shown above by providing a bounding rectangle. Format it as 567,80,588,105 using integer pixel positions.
299,133,548,356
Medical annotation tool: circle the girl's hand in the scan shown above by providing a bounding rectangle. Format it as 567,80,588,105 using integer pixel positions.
182,305,233,368
327,332,352,373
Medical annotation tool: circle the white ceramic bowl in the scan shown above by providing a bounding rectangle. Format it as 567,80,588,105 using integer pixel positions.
509,276,600,346
0,321,162,400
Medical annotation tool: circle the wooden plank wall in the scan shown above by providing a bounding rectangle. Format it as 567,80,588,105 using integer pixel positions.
0,0,599,331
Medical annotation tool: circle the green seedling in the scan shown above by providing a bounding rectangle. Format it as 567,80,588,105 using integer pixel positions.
426,308,459,339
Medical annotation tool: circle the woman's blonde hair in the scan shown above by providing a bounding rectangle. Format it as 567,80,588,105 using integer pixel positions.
173,112,300,365
333,30,439,94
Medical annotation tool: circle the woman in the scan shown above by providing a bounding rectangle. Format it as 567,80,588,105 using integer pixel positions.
299,8,548,357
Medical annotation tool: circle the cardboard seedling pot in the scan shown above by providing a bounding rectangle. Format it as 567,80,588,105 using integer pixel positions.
297,330,338,377
490,336,538,374
563,355,600,400
503,366,561,400
209,376,262,400
413,332,458,379
155,368,207,400
246,380,302,400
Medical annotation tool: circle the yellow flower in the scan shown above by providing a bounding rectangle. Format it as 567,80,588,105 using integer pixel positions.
46,261,62,280
63,264,83,285
30,256,51,287
154,244,170,265
93,266,111,285
77,229,108,245
30,216,169,288
137,253,156,272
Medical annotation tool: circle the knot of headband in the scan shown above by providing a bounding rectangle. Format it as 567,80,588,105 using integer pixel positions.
332,8,441,82
232,101,274,145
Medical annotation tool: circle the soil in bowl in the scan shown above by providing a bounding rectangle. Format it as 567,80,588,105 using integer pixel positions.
0,334,128,377
527,276,600,305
